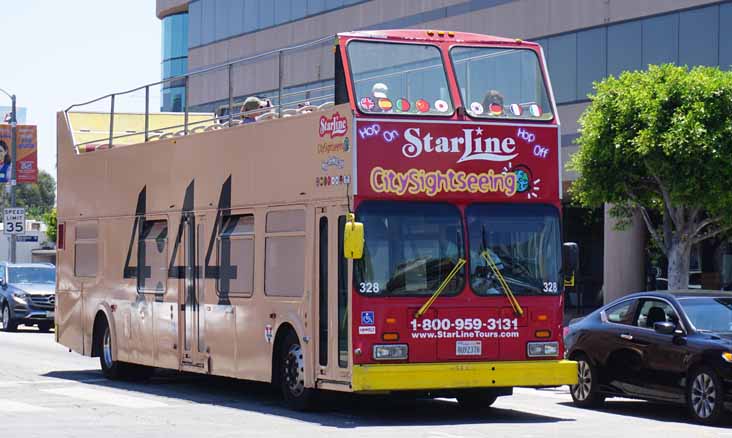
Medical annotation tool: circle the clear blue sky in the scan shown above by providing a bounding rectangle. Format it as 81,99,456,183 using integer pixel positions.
0,0,161,179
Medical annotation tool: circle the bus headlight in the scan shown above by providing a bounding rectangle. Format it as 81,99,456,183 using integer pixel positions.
373,344,408,360
527,341,559,358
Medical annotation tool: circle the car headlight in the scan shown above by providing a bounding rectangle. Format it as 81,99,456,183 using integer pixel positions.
527,341,559,358
373,344,408,360
722,352,732,363
12,291,29,303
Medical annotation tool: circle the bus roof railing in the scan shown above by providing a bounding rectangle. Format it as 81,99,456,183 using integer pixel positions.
65,35,335,153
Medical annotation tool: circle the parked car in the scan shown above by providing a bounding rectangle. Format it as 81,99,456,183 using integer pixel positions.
565,290,732,425
0,263,56,332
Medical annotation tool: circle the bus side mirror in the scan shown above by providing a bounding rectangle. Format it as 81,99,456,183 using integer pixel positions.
343,213,364,260
563,242,579,287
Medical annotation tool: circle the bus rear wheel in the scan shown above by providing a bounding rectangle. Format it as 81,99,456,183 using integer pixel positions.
278,333,316,410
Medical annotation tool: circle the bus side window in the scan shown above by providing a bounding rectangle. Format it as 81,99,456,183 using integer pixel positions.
264,209,306,297
218,214,255,297
137,220,168,293
75,222,98,278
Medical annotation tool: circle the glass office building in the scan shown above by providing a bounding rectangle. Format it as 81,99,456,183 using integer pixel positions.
161,12,189,112
156,0,732,306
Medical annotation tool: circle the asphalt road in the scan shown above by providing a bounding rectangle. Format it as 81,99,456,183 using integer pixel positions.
1,327,732,438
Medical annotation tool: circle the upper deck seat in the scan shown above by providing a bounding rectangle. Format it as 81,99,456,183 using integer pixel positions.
297,105,318,114
256,111,278,121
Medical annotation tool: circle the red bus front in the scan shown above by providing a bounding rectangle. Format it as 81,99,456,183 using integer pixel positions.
338,30,577,395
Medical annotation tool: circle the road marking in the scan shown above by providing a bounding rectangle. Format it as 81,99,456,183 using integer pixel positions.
0,399,51,412
41,386,170,408
0,378,107,388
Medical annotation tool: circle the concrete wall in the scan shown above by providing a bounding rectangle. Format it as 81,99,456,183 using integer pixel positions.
157,0,188,18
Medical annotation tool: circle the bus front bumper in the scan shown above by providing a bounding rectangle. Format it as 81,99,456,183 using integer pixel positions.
351,359,578,392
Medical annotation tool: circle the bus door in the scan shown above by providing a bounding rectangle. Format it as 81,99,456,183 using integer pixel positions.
315,206,351,387
180,213,209,371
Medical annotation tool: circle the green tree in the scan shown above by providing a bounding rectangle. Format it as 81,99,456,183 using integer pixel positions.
43,207,57,245
0,170,56,219
569,64,732,290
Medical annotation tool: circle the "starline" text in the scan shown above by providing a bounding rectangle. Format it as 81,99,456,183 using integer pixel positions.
401,127,517,162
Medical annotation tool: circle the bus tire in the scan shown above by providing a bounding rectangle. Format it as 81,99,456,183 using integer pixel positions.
1,303,17,332
96,317,153,381
456,390,498,411
278,332,316,410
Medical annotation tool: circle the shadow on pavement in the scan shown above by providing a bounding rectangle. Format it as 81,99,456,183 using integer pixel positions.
43,369,574,428
558,400,732,428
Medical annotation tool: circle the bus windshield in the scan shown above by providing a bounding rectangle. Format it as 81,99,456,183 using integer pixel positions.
467,204,560,296
354,202,464,296
347,41,454,116
451,46,553,121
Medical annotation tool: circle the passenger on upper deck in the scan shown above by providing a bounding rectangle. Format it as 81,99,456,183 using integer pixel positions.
483,90,504,116
240,96,271,123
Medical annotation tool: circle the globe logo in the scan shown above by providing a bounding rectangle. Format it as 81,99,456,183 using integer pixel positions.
515,169,530,193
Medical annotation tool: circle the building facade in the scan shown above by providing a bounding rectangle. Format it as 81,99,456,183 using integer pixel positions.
156,0,732,306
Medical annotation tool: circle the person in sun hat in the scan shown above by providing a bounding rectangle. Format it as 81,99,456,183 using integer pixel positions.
241,96,270,123
372,82,389,99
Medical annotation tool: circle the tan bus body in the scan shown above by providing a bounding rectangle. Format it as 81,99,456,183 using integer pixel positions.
56,106,355,389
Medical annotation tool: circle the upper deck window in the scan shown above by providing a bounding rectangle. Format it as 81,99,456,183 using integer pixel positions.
451,47,553,121
347,41,454,116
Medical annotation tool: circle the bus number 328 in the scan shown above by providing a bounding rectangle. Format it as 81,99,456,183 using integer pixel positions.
410,318,518,331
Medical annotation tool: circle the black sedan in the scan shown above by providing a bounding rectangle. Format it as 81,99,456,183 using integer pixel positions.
565,290,732,424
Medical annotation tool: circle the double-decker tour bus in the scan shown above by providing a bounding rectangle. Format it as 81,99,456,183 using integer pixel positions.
56,29,577,410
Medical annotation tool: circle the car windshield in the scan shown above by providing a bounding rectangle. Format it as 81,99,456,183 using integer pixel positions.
678,297,732,332
347,40,453,116
9,267,55,284
354,201,464,296
467,204,560,296
451,46,553,120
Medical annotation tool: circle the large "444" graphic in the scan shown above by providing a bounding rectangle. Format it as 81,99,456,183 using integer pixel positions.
122,176,238,304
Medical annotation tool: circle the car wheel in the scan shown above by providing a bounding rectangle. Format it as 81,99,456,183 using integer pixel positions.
570,354,605,407
278,333,316,410
687,366,725,425
37,322,53,332
456,390,498,411
1,304,17,332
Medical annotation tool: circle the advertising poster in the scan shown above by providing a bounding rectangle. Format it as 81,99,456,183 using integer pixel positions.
0,124,38,184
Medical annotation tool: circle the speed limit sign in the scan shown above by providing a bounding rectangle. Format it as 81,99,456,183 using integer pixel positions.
4,208,25,235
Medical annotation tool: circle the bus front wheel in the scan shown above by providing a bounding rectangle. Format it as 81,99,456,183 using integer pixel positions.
456,390,498,411
96,318,152,381
278,332,316,410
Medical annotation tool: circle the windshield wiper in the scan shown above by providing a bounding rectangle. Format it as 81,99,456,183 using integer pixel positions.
414,258,466,319
481,249,524,316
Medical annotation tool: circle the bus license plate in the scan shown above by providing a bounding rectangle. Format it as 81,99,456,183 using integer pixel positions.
456,341,481,356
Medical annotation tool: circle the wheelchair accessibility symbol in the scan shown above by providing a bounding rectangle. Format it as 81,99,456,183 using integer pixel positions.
361,311,375,325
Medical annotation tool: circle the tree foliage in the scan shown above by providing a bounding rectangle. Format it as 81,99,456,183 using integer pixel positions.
43,208,57,246
0,170,56,219
569,64,732,290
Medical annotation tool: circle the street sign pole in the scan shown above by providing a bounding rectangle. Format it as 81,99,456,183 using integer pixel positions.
9,94,16,263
